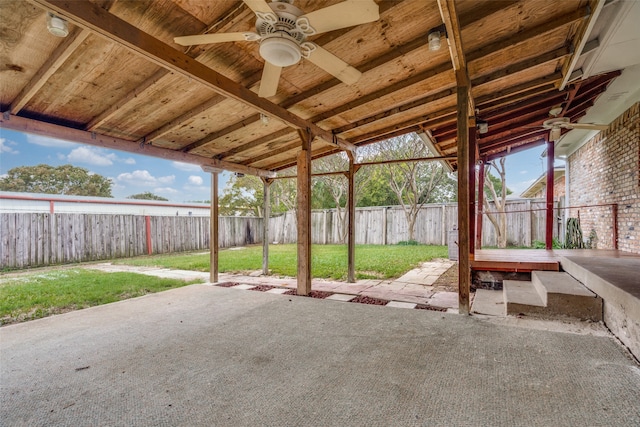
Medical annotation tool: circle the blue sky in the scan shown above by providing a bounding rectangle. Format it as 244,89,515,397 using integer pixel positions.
0,128,552,201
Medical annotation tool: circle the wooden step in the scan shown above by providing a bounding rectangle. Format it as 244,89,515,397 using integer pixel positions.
532,271,602,321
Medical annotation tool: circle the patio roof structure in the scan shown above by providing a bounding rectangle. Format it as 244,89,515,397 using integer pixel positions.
1,0,639,313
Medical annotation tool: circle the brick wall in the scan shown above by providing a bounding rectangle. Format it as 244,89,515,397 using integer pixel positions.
568,102,640,253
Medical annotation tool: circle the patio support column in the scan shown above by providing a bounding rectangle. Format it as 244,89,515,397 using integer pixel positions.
545,139,555,250
469,123,477,258
297,129,313,296
347,152,359,283
262,177,272,275
210,171,219,283
456,76,471,315
476,160,485,249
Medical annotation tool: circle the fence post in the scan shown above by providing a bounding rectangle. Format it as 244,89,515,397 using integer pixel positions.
145,215,152,255
612,204,618,249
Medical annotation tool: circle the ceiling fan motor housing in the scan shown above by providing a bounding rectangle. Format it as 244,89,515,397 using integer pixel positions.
256,1,307,67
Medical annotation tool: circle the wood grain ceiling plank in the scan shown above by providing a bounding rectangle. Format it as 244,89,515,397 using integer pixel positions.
10,27,90,114
32,0,355,154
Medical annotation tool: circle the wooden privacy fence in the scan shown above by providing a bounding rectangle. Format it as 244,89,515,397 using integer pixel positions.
1,198,560,269
270,199,561,247
0,214,262,269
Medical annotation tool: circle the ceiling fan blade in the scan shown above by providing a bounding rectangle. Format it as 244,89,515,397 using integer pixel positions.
243,0,273,15
174,32,259,46
258,61,282,98
306,45,361,85
297,0,379,35
564,123,609,131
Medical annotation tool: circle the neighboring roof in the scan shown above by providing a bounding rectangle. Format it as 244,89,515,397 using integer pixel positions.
520,166,565,198
0,0,636,176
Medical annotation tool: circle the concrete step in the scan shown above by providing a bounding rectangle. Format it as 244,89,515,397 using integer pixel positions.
503,280,546,317
532,271,602,321
471,289,505,316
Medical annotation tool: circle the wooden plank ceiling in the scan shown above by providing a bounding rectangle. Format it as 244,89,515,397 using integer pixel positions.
0,0,619,175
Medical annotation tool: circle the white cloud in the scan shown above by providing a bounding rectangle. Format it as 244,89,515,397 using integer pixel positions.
172,161,201,172
66,146,136,167
154,187,178,194
116,170,175,187
26,134,76,148
0,138,19,154
520,170,528,174
188,175,204,186
67,146,113,166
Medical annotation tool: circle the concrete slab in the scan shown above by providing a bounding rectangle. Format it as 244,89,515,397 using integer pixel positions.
2,285,638,426
266,288,289,294
427,291,459,309
325,293,356,302
231,284,256,290
504,280,545,316
472,289,505,317
385,301,417,309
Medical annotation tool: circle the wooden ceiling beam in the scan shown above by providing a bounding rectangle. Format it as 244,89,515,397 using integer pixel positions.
217,127,293,161
32,0,355,154
86,4,254,132
0,113,276,178
485,137,547,161
466,6,589,64
242,140,300,166
475,75,560,111
10,27,90,114
480,128,549,152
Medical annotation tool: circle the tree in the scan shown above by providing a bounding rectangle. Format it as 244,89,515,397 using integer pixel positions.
312,152,373,243
0,164,113,197
127,192,168,201
375,135,452,241
482,157,511,248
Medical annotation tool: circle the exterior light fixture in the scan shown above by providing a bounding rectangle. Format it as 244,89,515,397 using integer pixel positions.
260,113,269,125
477,120,489,134
428,31,441,51
47,12,69,38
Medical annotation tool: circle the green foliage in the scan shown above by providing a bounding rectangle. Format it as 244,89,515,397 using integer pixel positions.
117,244,448,281
532,239,562,249
565,217,585,249
397,240,419,246
0,164,113,197
127,192,168,201
483,172,512,200
0,270,202,324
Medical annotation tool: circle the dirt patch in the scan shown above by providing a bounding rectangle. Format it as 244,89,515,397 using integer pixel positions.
216,282,240,288
249,285,276,292
432,263,459,293
415,304,447,312
283,290,334,299
349,295,389,305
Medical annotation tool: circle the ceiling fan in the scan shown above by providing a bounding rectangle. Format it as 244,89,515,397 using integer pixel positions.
542,117,609,141
174,0,380,98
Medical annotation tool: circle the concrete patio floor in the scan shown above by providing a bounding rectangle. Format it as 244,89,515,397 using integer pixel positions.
2,284,639,426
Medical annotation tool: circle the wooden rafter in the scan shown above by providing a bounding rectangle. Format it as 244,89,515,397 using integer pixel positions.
0,113,276,178
31,0,356,154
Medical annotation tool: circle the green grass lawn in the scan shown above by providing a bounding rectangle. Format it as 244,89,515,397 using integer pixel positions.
0,269,202,325
116,244,448,280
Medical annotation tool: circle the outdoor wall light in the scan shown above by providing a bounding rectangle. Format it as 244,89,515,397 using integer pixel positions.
428,31,441,51
47,12,69,38
477,120,489,134
428,24,446,52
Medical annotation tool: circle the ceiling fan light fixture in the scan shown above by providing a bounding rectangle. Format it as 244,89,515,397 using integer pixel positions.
259,37,301,67
47,12,69,38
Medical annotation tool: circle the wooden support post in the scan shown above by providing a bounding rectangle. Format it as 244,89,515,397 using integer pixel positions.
262,178,272,275
347,153,357,283
145,215,153,255
210,171,219,283
476,161,485,249
545,140,555,250
297,129,313,295
468,123,477,258
456,76,471,315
